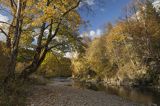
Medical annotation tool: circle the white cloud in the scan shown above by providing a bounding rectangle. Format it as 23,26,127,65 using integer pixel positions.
96,29,102,36
153,0,160,11
0,14,9,27
81,29,103,40
89,29,102,37
79,0,95,7
85,0,95,6
0,34,6,41
0,14,9,41
0,14,9,22
90,30,96,36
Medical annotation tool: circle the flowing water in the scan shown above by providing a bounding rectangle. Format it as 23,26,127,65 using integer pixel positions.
51,77,160,106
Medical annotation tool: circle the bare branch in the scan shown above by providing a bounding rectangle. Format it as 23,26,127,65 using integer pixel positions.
0,27,8,37
46,0,81,44
0,21,15,27
10,0,17,9
47,43,64,51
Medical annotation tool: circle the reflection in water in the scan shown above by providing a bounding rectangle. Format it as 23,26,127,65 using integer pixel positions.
72,81,160,106
104,86,153,105
52,78,160,106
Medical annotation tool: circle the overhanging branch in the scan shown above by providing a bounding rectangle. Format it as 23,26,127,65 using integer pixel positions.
46,0,81,45
0,28,8,37
0,21,15,27
47,43,64,51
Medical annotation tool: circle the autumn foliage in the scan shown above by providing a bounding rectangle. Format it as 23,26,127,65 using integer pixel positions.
72,0,160,86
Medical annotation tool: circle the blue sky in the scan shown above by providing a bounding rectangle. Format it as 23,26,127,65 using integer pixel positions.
79,0,131,38
0,0,132,39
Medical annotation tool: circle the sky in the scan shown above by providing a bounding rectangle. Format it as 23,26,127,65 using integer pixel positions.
0,0,133,39
79,0,131,38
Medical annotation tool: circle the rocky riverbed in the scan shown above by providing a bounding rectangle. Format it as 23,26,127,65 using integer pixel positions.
26,78,146,106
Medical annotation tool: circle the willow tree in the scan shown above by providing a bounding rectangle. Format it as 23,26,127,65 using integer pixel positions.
0,0,87,81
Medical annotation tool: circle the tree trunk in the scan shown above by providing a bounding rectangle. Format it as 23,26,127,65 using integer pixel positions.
6,36,11,49
19,49,48,79
19,0,81,80
6,16,16,50
4,0,26,83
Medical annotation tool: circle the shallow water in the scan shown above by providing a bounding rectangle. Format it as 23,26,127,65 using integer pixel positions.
51,77,160,106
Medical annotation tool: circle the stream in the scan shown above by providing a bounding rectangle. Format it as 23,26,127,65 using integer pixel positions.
50,77,160,106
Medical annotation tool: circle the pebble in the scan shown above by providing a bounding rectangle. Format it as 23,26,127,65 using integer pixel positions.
26,83,145,106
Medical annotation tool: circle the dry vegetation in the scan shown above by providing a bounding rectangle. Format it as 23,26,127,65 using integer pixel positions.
72,0,160,87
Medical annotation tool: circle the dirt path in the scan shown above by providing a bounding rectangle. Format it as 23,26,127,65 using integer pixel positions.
26,81,145,106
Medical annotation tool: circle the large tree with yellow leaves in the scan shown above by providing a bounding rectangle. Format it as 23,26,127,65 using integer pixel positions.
0,0,86,82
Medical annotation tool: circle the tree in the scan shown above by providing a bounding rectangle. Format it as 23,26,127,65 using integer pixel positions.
71,0,160,86
19,0,82,79
0,0,86,82
39,52,72,78
86,36,111,77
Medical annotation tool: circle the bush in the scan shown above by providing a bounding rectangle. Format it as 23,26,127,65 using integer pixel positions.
0,44,9,81
0,80,29,106
71,57,91,79
39,53,72,78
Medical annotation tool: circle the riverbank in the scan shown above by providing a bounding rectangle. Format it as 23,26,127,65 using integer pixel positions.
26,78,145,106
77,77,160,92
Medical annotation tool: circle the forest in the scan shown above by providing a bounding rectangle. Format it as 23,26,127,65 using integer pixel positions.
0,0,160,106
73,0,160,87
